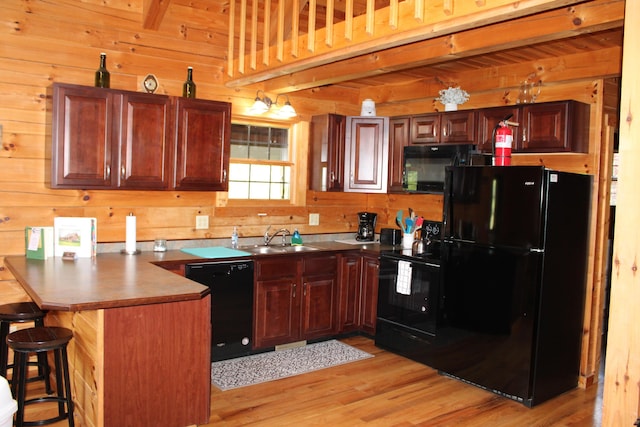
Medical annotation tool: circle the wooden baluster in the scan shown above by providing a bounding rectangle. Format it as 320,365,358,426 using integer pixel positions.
325,0,334,47
263,0,271,65
292,0,300,57
389,0,398,30
308,0,316,52
239,0,247,73
365,0,374,36
344,0,353,41
444,0,453,15
414,0,424,22
277,0,284,61
227,0,235,76
250,0,258,70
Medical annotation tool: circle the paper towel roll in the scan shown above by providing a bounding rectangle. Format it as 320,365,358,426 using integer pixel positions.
125,214,137,253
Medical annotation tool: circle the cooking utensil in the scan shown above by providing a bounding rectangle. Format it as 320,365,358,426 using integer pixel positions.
405,217,413,234
396,210,405,232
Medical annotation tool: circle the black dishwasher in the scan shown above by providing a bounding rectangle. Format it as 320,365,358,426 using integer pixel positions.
185,260,254,361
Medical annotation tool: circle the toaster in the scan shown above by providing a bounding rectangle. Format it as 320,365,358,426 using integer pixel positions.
379,228,402,245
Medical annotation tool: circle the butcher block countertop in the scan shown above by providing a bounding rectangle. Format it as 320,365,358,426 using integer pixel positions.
4,251,213,311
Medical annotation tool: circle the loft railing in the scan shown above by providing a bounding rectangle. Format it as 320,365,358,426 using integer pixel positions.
225,0,586,88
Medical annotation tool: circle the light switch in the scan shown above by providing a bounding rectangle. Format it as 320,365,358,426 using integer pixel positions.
309,213,320,226
195,215,209,229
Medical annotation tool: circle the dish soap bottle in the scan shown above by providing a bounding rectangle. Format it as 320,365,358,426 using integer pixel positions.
231,226,238,249
291,228,303,246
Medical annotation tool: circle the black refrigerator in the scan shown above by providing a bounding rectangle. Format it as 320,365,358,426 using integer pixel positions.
433,166,591,407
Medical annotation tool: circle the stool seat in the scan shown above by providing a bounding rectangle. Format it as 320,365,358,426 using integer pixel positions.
0,302,45,322
0,302,50,392
7,327,73,352
8,326,74,427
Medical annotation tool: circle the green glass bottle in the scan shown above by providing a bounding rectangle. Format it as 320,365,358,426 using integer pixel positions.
94,53,110,88
183,67,196,98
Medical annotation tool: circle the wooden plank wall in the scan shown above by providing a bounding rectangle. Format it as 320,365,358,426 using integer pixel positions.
0,0,621,402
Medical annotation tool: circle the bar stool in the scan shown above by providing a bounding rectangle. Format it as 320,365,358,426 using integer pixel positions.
7,327,74,427
0,302,51,393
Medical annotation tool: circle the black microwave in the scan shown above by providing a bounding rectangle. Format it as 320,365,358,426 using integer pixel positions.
402,144,488,193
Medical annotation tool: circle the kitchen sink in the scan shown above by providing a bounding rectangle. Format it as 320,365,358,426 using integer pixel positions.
238,244,320,255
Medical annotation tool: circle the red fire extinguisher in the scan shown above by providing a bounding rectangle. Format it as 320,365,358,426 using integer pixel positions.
492,115,518,166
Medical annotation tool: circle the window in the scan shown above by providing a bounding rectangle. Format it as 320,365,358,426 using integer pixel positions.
229,124,291,200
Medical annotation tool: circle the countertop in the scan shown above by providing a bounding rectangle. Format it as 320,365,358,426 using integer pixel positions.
4,241,388,312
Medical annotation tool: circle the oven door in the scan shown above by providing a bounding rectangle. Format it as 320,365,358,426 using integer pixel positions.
376,253,440,335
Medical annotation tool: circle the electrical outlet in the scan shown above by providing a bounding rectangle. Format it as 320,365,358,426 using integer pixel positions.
309,213,320,226
195,215,209,230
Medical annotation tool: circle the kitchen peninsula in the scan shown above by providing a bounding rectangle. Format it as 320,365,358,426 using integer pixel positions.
5,252,213,427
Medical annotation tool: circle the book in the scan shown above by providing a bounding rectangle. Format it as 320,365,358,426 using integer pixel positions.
53,217,97,258
25,226,54,260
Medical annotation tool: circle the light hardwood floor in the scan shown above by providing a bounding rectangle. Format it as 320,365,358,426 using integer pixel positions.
23,335,601,426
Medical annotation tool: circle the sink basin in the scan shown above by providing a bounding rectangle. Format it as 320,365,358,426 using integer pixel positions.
238,244,320,255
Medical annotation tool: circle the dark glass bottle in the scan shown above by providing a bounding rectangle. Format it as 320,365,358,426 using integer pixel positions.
94,53,110,88
183,67,196,98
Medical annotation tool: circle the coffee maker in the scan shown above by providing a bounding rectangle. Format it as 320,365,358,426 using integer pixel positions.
356,212,377,241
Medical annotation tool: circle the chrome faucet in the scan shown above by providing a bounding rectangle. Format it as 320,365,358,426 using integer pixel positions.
264,226,291,246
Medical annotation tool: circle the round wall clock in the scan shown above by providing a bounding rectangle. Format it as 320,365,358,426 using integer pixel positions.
142,74,158,93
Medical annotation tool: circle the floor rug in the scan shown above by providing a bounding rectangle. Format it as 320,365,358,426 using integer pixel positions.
211,340,373,391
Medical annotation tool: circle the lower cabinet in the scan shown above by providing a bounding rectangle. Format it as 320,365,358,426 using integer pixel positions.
338,252,380,335
253,253,338,349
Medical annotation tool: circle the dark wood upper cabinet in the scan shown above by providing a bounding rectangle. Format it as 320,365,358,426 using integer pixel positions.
519,101,589,152
440,110,476,144
118,92,173,189
51,84,116,189
344,116,389,193
50,83,230,191
309,114,346,191
477,106,521,153
174,98,231,191
410,114,440,144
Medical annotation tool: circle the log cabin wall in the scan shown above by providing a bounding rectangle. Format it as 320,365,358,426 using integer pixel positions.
0,0,622,401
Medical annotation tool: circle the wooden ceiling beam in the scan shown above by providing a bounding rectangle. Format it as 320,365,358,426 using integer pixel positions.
142,0,172,30
367,46,622,105
262,0,623,93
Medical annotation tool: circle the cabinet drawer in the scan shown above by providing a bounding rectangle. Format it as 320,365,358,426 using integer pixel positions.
255,257,298,280
303,254,337,275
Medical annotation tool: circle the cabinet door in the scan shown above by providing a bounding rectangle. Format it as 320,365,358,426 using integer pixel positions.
254,277,299,348
174,98,231,190
337,253,362,333
410,114,440,144
309,114,346,191
118,93,172,189
51,84,116,188
520,102,568,151
344,116,389,193
301,276,337,339
360,255,379,335
477,106,521,153
301,254,338,339
441,111,476,144
388,117,410,193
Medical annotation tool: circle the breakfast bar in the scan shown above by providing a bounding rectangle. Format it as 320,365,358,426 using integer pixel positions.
5,253,213,427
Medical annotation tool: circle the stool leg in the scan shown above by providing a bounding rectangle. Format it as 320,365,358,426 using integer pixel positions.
34,317,53,394
0,321,9,378
61,347,74,427
13,351,28,427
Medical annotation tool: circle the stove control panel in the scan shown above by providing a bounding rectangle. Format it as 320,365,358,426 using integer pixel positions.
422,221,442,241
